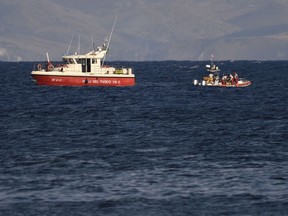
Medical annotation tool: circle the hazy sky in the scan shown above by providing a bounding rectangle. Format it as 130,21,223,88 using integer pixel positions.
1,0,288,61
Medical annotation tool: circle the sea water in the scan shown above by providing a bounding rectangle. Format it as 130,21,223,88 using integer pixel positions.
0,61,287,215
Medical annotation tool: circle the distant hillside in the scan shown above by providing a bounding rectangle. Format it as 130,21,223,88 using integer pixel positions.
0,0,288,61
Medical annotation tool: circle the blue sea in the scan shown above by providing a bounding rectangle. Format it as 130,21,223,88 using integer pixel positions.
1,61,287,215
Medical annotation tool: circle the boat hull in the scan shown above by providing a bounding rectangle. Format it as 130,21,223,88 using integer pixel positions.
31,74,135,86
206,69,220,73
194,80,251,87
219,81,251,87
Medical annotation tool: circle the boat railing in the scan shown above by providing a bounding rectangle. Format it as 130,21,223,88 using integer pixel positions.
103,65,134,75
55,64,69,68
116,66,134,75
33,62,70,72
33,63,48,71
33,62,134,75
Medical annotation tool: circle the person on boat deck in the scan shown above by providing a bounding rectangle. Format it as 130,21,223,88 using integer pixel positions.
208,73,214,84
230,74,234,84
214,75,219,84
234,72,239,84
222,74,227,84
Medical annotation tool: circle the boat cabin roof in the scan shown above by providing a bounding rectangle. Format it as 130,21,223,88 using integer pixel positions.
62,49,107,63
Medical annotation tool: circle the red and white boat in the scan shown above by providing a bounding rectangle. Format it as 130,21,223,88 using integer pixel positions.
31,42,135,87
193,74,251,88
31,19,135,87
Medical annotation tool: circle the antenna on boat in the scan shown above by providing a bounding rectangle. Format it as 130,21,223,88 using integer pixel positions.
91,35,96,52
66,33,75,55
102,16,118,66
46,52,50,63
77,33,81,54
46,52,54,70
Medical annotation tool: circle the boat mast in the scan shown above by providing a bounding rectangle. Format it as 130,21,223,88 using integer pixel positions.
77,34,81,54
102,16,118,66
46,52,50,63
66,33,75,55
91,35,96,52
210,54,214,66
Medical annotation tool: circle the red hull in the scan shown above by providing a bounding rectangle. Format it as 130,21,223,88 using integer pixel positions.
31,75,135,86
201,81,251,88
220,81,251,87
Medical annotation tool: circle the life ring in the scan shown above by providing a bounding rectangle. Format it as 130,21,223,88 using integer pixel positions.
47,64,54,71
37,64,42,71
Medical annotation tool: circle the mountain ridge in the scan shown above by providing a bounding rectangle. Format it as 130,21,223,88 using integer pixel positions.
0,0,288,61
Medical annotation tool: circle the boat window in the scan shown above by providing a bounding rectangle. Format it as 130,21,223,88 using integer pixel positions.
69,58,75,64
92,59,97,64
81,58,91,72
63,59,69,64
76,59,82,64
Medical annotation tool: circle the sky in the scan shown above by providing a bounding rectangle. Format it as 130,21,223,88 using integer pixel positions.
1,0,288,61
